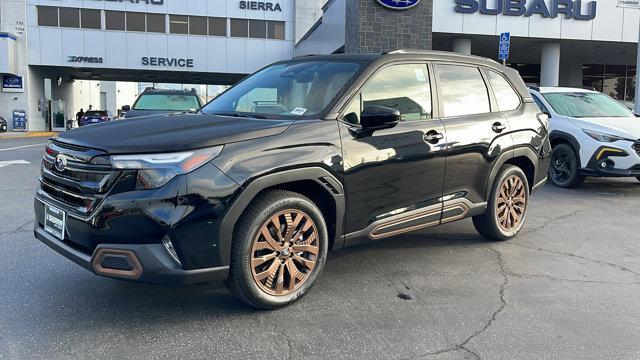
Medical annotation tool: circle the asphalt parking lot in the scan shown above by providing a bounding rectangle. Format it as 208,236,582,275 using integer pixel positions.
1,137,639,360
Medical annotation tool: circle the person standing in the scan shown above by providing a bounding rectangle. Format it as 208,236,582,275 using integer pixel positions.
75,108,85,127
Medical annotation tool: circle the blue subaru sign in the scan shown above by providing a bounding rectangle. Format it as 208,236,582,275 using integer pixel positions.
498,32,510,61
376,0,421,10
2,76,24,93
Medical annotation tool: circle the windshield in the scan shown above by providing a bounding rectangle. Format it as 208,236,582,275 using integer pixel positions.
543,92,634,118
133,94,201,111
202,61,362,118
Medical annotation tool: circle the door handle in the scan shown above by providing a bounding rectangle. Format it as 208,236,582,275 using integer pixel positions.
424,131,444,144
492,122,507,133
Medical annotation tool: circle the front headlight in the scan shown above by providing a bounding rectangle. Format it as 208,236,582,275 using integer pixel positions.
583,130,629,143
111,146,223,189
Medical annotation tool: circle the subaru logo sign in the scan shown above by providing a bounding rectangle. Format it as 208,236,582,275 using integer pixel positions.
54,154,67,172
376,0,420,10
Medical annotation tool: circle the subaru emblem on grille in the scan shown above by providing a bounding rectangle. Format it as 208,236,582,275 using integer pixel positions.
54,154,67,172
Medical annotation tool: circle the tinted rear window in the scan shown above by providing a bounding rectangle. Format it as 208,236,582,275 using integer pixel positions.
85,111,107,116
133,94,201,111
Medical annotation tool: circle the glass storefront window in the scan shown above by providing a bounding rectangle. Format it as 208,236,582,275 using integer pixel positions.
189,16,208,35
230,19,248,37
170,15,189,34
249,20,267,39
126,12,146,32
627,67,636,103
209,17,227,36
81,9,101,29
59,8,80,28
105,11,125,31
146,13,165,33
267,21,285,40
37,6,59,27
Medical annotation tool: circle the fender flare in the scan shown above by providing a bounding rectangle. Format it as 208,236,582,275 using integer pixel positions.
485,146,540,199
217,167,345,266
549,130,582,164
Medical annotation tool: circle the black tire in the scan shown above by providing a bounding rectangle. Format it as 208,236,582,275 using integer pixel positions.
225,190,328,310
548,143,584,188
473,165,530,241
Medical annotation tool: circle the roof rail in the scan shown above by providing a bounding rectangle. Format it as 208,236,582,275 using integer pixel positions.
385,49,499,64
294,53,318,58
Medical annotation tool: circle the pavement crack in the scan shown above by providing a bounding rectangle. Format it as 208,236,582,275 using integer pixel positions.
503,270,639,285
0,219,33,236
405,247,507,360
523,208,589,235
262,317,294,360
507,242,640,278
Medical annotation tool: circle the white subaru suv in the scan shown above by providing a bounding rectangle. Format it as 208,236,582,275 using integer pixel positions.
530,87,640,188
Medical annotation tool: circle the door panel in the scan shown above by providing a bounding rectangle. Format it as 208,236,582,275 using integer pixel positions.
440,113,512,203
339,121,447,234
434,63,513,203
339,63,447,234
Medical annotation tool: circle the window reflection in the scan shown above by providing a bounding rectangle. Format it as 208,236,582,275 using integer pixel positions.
362,64,432,122
488,71,520,112
437,64,490,117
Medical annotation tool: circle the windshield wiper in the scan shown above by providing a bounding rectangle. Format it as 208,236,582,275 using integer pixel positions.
211,112,267,119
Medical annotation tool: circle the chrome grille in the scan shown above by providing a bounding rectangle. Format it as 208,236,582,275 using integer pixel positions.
38,141,119,217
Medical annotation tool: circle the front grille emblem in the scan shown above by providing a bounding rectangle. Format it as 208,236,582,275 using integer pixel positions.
54,154,68,172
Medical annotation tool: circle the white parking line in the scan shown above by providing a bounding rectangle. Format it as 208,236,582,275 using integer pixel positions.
0,160,31,168
0,143,46,152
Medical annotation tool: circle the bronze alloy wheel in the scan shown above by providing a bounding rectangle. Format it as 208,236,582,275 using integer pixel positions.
250,209,319,296
496,175,527,232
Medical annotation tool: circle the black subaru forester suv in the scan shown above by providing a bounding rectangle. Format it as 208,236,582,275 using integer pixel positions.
35,51,551,309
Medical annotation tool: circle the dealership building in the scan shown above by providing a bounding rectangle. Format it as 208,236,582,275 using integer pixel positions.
0,0,638,131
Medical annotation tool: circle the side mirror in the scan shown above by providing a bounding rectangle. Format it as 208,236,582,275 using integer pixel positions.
360,106,400,131
537,112,551,129
121,105,131,112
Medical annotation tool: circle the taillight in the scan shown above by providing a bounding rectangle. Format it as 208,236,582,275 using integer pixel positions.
101,116,108,120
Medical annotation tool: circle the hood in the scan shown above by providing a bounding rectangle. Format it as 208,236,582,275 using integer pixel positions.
55,113,293,154
123,109,182,118
567,116,640,140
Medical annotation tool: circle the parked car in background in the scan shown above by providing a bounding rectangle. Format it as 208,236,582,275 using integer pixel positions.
79,110,111,127
530,87,640,187
0,116,7,132
35,52,550,309
121,88,203,119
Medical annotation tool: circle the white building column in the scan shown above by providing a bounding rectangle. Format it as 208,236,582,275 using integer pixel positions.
540,43,561,87
452,38,472,55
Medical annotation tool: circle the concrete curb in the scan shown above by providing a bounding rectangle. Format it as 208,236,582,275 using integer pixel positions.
0,132,58,139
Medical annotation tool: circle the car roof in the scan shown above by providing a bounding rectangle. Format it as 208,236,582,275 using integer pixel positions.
293,50,498,66
535,87,597,94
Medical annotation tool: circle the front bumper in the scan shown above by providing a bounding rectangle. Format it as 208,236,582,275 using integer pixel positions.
34,224,229,285
581,144,640,177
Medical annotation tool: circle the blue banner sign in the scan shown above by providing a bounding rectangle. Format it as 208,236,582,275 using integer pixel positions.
12,110,27,131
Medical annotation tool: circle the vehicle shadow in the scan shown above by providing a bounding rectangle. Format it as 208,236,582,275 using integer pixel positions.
26,222,487,330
